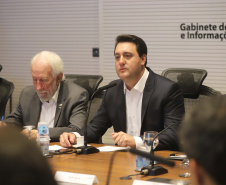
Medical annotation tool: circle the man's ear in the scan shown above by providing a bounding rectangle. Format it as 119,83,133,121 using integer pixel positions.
56,73,63,85
140,54,147,66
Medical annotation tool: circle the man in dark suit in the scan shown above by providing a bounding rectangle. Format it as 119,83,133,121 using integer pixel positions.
60,34,185,150
1,51,89,141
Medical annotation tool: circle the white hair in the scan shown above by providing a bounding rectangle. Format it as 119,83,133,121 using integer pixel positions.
30,51,65,80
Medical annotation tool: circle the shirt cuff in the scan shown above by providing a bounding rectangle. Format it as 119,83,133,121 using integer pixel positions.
72,132,81,137
134,136,144,149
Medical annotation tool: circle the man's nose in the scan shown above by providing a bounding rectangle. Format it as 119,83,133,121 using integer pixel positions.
35,81,43,91
119,56,125,65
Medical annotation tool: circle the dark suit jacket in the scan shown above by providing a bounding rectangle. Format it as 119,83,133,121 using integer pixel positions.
6,80,89,141
78,68,185,150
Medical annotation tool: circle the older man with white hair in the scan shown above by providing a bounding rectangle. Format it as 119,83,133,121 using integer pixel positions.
2,51,88,141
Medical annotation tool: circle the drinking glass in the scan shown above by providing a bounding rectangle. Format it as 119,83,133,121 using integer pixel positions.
143,131,159,151
179,158,191,178
23,125,35,139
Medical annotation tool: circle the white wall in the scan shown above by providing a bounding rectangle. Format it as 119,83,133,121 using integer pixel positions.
1,0,225,116
0,0,100,115
99,0,226,91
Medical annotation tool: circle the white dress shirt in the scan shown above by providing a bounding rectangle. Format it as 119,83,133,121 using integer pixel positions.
39,84,60,128
124,68,149,148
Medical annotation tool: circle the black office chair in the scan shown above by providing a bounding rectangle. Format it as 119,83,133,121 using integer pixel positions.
161,68,221,113
0,78,14,118
65,74,104,143
64,74,103,100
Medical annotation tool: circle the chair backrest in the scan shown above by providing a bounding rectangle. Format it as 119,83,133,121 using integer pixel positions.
0,78,14,117
184,85,222,113
161,68,207,99
64,74,103,100
88,91,106,144
161,68,222,113
87,91,104,123
65,74,104,143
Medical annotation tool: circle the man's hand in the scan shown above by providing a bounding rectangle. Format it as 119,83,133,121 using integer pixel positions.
0,121,7,127
60,132,77,148
21,128,29,137
112,131,136,147
30,130,38,140
21,129,38,140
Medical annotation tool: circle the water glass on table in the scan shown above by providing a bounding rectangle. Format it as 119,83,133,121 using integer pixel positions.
179,158,191,178
23,125,35,139
143,131,159,151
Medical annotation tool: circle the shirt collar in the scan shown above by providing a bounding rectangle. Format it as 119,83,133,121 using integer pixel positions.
52,83,60,103
124,68,149,93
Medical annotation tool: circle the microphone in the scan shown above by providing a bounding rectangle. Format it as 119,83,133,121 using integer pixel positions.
94,83,117,94
130,122,178,176
129,148,175,167
150,122,178,164
75,82,117,154
152,122,178,144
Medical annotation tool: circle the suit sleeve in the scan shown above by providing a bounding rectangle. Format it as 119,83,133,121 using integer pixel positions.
5,88,26,127
156,82,185,151
76,90,113,143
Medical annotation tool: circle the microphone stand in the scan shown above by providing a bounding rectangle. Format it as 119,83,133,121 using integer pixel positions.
75,96,99,154
141,138,168,175
75,83,117,154
141,122,177,175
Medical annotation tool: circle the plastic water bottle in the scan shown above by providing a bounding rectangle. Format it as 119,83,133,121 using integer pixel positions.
135,146,151,171
37,122,50,156
37,122,49,138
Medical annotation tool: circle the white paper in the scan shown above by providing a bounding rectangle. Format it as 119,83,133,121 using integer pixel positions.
97,145,129,152
72,144,91,147
133,180,171,185
55,171,99,185
49,145,66,151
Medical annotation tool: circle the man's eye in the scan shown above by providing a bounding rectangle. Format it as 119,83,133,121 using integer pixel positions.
125,54,132,59
115,55,120,60
42,79,48,82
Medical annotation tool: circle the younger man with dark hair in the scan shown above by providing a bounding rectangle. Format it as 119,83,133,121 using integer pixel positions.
60,34,184,150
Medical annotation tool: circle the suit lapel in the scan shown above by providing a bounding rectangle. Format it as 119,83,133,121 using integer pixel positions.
30,94,42,127
141,68,155,123
54,81,68,127
116,81,127,132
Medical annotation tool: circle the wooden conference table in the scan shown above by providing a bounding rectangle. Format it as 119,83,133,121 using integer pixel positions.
48,142,189,185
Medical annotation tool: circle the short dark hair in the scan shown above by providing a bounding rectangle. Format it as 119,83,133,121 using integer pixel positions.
179,96,226,185
114,34,148,66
